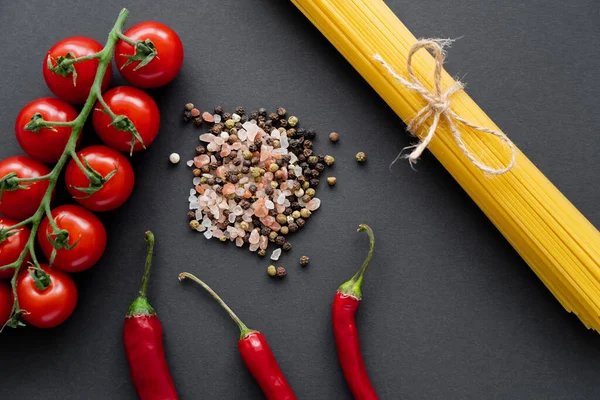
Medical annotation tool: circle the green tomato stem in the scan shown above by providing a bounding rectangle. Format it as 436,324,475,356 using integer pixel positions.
1,8,133,328
59,52,101,67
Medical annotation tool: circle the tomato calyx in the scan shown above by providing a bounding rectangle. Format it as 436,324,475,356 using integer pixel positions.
47,53,78,86
70,157,120,198
24,113,58,133
119,38,158,71
47,228,80,266
27,266,51,291
0,228,17,245
109,114,147,155
0,173,31,201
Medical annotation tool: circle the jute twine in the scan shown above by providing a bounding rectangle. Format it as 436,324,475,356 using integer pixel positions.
373,39,516,175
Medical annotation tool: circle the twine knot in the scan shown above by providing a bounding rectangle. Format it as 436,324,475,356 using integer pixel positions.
373,39,516,175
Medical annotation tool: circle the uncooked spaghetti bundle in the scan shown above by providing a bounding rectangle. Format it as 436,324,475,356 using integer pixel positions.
291,0,600,332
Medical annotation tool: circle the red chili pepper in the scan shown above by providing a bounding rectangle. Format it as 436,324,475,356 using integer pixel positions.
333,224,378,400
124,231,178,400
179,272,296,400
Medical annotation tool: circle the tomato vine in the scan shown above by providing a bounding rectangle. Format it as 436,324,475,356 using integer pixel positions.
0,8,150,328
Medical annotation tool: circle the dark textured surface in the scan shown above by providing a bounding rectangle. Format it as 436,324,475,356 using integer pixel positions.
1,0,600,399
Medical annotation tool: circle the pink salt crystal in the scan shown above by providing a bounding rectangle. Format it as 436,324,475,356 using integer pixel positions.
236,237,244,247
214,136,225,146
207,142,219,152
223,183,236,196
232,142,242,150
193,154,210,168
280,182,288,190
216,166,227,178
280,168,288,180
276,204,286,214
213,229,224,238
202,112,214,123
260,145,273,162
307,198,321,211
200,133,216,143
270,222,281,232
249,243,259,252
253,198,269,218
220,143,231,157
261,216,275,226
259,235,268,250
249,229,260,244
264,172,274,181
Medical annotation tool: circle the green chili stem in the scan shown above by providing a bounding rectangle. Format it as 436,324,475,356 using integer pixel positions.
139,231,155,298
179,272,255,340
337,224,376,300
0,8,134,328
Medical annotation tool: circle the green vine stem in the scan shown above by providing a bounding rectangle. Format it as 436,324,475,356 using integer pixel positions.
0,8,153,329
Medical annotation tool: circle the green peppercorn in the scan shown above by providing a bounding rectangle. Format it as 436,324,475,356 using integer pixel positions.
200,177,207,184
224,119,235,129
185,103,195,111
307,156,319,166
189,220,200,230
270,181,279,189
302,181,310,190
278,127,286,134
327,177,337,186
324,155,335,166
306,188,316,198
275,235,286,245
292,210,301,219
258,249,267,257
356,152,366,163
267,265,277,277
276,214,287,225
251,168,261,178
240,221,249,231
276,266,287,277
269,231,278,242
300,208,311,219
219,236,227,242
294,189,304,198
280,226,289,235
287,116,298,127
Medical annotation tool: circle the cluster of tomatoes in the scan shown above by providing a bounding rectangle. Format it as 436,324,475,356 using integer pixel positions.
0,22,183,329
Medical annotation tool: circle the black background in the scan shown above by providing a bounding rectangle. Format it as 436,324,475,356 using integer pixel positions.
1,0,600,399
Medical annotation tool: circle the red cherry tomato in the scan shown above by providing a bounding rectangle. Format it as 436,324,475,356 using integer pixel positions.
0,281,12,326
15,98,79,163
17,264,77,328
43,36,112,104
38,205,106,273
65,145,135,212
115,22,183,88
0,217,32,280
0,156,51,220
92,86,160,153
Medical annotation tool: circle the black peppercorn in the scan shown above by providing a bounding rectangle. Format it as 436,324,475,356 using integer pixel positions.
268,209,277,217
315,163,325,172
223,112,231,120
222,209,229,217
276,266,287,277
301,194,311,203
265,137,273,146
282,154,291,163
296,218,306,228
265,187,274,196
300,255,310,266
214,105,224,115
250,110,259,120
258,107,267,116
288,222,298,233
303,168,312,177
241,166,250,174
195,145,206,155
194,117,203,126
306,128,316,139
275,236,286,245
234,195,242,203
296,127,306,136
291,201,301,210
230,175,239,184
236,216,243,223
310,178,320,187
193,169,201,177
277,107,287,117
276,159,283,167
233,158,241,166
243,160,252,167
288,170,296,179
311,170,320,178
210,125,222,135
279,119,287,128
264,120,272,128
269,112,279,121
235,122,243,130
207,178,216,186
248,144,257,152
187,211,196,219
303,140,313,149
240,200,251,210
235,106,245,115
258,121,266,129
261,227,271,236
209,162,218,170
283,208,293,216
222,156,231,165
282,242,292,251
249,185,257,193
215,186,223,195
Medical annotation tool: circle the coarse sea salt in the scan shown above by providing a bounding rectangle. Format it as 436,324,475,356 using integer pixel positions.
270,248,281,261
186,160,194,167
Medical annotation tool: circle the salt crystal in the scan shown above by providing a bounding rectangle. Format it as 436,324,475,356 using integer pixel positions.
231,113,241,122
220,132,230,140
214,114,222,123
196,210,203,220
259,235,268,250
271,129,281,139
232,142,242,150
289,153,298,164
194,154,210,167
204,230,213,239
276,204,286,214
287,215,295,225
214,136,225,146
242,214,252,222
276,193,286,204
202,173,213,179
190,189,197,196
202,112,215,123
233,205,244,215
280,135,289,149
193,177,201,185
235,187,245,196
246,124,259,141
239,177,249,184
189,201,199,210
249,243,259,252
210,206,220,219
238,129,247,141
201,218,212,227
236,237,244,247
270,248,282,261
186,160,194,167
229,213,236,223
307,198,321,211
196,225,206,232
260,145,273,162
265,200,275,210
207,142,220,152
213,229,224,238
272,148,287,155
188,195,197,202
220,143,231,157
249,230,260,244
211,155,217,163
200,133,216,143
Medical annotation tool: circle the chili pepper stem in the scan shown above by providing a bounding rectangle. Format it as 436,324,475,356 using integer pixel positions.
178,272,255,340
337,224,375,300
126,231,156,317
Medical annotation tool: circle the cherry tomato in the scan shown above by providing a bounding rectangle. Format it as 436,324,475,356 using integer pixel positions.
17,264,77,328
65,145,135,212
38,205,106,273
43,36,112,104
0,156,51,220
0,217,32,280
0,281,12,326
115,22,183,88
15,98,79,163
92,86,160,153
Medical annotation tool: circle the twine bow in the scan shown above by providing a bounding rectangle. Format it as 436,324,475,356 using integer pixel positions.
373,39,516,175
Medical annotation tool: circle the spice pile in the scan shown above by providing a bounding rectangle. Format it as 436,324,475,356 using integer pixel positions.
184,105,334,259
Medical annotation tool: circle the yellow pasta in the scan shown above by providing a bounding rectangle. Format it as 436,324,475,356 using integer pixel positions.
291,0,600,331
